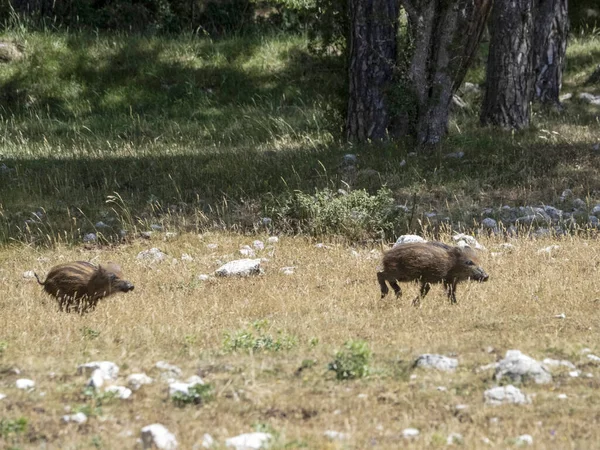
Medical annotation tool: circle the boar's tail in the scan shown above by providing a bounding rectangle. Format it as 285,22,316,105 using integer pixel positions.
34,272,44,285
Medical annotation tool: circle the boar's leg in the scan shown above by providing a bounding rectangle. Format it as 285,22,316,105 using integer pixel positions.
444,280,458,304
412,282,431,307
389,281,402,298
377,271,389,298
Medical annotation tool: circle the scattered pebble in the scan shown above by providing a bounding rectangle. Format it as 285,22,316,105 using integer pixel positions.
105,385,132,399
414,354,458,372
557,393,568,400
127,373,153,391
136,248,168,263
324,430,349,441
447,432,463,445
484,385,530,405
141,424,178,450
267,236,279,244
22,270,36,279
215,259,262,277
15,379,35,390
225,432,272,449
402,428,420,439
62,412,87,424
515,434,533,446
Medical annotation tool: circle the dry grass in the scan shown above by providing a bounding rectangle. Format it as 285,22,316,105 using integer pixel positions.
2,233,600,449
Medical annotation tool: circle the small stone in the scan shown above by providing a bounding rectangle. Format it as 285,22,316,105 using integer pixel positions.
180,253,194,262
481,218,497,229
225,432,272,449
267,236,279,244
554,313,566,319
495,350,552,384
315,243,330,249
155,361,182,378
0,393,6,400
557,393,568,400
587,354,600,363
260,217,273,226
127,373,153,391
569,370,581,378
165,232,177,240
402,428,420,439
141,424,178,450
537,245,560,255
559,93,573,102
239,246,256,257
414,354,458,372
215,259,262,277
453,233,486,250
542,358,575,370
78,361,119,380
136,248,168,263
393,235,426,247
62,412,88,424
200,434,214,449
252,240,265,250
140,231,153,239
169,376,204,397
447,433,463,445
342,153,358,165
324,430,349,441
95,221,109,229
105,385,132,399
206,243,218,250
484,385,530,405
399,159,406,167
573,198,586,209
150,224,163,231
16,379,35,390
445,151,465,159
196,274,212,282
22,270,36,279
87,369,105,389
515,434,533,446
83,233,97,243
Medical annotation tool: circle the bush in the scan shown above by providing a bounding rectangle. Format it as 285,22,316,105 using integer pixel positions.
328,339,371,380
222,319,298,353
274,187,402,241
172,383,214,407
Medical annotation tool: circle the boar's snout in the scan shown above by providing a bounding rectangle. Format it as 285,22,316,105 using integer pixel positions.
120,281,135,292
473,268,489,282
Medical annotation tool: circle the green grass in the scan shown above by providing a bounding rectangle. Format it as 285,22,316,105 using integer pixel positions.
0,28,599,245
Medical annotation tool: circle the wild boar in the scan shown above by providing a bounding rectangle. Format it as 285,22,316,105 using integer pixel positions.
377,242,489,305
35,261,134,313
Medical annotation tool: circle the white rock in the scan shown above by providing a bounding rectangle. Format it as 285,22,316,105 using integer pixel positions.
557,393,568,400
15,379,35,390
252,240,265,250
83,233,97,243
569,370,581,378
127,373,153,391
415,354,458,372
196,274,212,282
155,361,182,378
581,348,592,354
225,432,272,449
554,313,566,319
393,235,426,247
137,248,168,262
499,243,515,251
537,245,560,255
239,246,256,257
206,243,218,250
280,266,295,275
587,354,600,362
436,386,447,391
201,434,215,449
324,430,349,441
402,428,420,439
495,350,552,384
542,358,576,370
267,236,279,244
215,259,261,277
105,385,132,399
315,243,330,249
447,433,463,445
22,270,36,279
87,369,105,389
481,218,497,229
516,434,533,446
0,393,6,400
484,385,531,405
95,221,109,229
141,424,178,450
62,412,88,424
181,253,194,262
78,361,119,380
169,376,204,397
453,233,486,250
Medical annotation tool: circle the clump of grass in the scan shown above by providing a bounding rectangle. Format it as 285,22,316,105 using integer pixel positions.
222,319,297,353
328,339,371,380
171,383,214,407
0,417,28,440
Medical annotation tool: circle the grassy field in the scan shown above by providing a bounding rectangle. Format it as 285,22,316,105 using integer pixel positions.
1,234,600,449
0,29,598,244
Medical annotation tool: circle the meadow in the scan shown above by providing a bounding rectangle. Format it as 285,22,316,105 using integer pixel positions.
0,22,599,450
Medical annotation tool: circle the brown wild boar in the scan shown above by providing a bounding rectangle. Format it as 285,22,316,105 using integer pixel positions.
35,261,134,313
377,242,489,305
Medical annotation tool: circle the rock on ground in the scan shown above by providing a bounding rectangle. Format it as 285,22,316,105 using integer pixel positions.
137,248,168,263
105,385,132,399
324,430,349,441
495,350,552,384
414,354,458,372
127,373,153,391
225,432,272,449
77,361,119,380
484,385,531,405
393,235,426,247
141,424,178,450
516,434,533,446
155,361,182,379
402,428,420,439
62,412,87,424
453,233,486,250
15,379,35,390
215,259,262,277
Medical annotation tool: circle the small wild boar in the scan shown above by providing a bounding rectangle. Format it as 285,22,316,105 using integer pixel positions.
35,261,134,313
377,242,489,305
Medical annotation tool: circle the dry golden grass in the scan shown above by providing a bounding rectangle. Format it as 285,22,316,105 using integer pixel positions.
2,233,600,449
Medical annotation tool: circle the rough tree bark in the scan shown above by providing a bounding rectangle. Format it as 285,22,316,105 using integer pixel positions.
346,0,399,141
401,0,492,146
480,0,535,129
533,0,569,106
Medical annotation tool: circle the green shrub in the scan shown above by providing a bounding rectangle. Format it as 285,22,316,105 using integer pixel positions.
274,187,402,241
223,319,297,353
172,383,214,407
328,339,371,380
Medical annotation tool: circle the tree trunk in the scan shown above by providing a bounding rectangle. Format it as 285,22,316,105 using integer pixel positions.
533,0,569,106
480,0,535,129
401,0,492,146
346,0,399,141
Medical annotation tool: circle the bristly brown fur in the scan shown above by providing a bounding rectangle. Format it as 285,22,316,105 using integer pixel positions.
36,261,134,314
377,242,489,306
